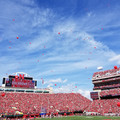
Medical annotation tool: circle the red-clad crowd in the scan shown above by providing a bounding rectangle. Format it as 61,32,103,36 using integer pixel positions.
0,92,91,115
100,88,120,97
94,83,120,89
93,68,120,79
85,98,120,114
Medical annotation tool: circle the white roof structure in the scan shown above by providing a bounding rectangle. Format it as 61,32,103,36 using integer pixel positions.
12,72,31,77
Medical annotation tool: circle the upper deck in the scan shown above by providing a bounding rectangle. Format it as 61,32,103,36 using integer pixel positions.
92,67,120,81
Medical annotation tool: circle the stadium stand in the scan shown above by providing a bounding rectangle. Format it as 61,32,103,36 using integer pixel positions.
86,67,120,116
85,98,120,114
94,83,120,89
0,92,91,115
100,88,120,97
1,68,120,118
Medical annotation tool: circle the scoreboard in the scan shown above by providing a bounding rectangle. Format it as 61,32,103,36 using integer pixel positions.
4,74,36,89
11,78,34,88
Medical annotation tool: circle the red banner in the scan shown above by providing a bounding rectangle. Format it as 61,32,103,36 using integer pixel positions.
12,78,34,88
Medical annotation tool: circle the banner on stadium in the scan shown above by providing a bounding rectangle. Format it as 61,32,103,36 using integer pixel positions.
90,92,98,99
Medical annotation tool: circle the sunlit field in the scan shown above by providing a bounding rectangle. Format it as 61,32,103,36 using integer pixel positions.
35,116,120,120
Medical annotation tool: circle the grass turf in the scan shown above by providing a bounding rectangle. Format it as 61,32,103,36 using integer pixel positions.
35,116,120,120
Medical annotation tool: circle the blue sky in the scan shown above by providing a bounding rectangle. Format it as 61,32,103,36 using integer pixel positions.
0,0,120,99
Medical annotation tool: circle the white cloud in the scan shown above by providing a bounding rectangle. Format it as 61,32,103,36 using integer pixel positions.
78,89,91,100
47,83,53,88
53,83,91,100
109,54,120,64
44,78,68,85
49,78,62,83
63,79,67,83
20,0,35,5
87,12,93,17
0,0,119,90
54,83,75,93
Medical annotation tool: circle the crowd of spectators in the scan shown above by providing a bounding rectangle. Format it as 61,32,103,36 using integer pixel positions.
93,68,120,79
0,92,91,115
100,88,120,97
94,83,120,89
85,98,120,114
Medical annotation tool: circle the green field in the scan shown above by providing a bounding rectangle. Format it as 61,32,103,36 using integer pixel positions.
35,116,120,120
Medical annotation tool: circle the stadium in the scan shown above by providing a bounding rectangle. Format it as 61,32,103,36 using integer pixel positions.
0,67,120,120
1,0,120,119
